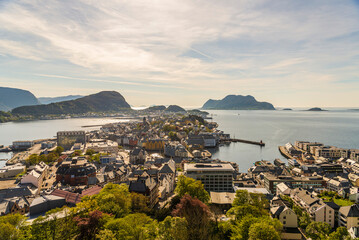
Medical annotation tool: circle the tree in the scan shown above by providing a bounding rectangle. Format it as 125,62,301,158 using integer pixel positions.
158,216,188,240
232,190,251,206
328,227,350,240
105,213,158,240
0,214,27,240
55,146,64,155
248,222,281,240
305,222,331,240
172,194,212,240
96,229,116,240
73,210,106,240
227,204,268,220
27,154,39,165
95,183,132,218
85,149,96,156
299,212,311,229
175,176,210,203
131,192,150,213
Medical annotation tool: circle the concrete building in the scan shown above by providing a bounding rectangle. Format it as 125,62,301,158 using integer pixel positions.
57,131,86,150
30,195,66,216
56,157,96,186
271,205,298,228
86,140,118,154
184,163,235,192
12,141,33,150
263,174,326,194
0,164,26,178
20,162,48,188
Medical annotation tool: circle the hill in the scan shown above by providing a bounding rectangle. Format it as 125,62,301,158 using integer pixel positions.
165,105,186,112
202,95,275,110
0,87,40,111
307,107,327,111
38,95,83,104
12,91,131,115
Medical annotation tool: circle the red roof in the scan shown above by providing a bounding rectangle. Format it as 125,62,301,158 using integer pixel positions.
51,189,81,205
82,185,102,196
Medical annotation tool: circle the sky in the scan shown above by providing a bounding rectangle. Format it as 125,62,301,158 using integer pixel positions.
0,0,358,108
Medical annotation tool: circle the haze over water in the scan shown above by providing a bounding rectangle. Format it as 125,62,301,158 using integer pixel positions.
1,110,359,170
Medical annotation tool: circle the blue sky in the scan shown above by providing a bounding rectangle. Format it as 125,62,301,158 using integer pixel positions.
0,0,358,107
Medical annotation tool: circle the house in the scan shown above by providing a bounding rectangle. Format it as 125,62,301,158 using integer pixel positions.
210,192,236,210
276,183,291,196
271,205,298,228
20,162,48,188
327,177,350,192
130,147,147,165
0,196,30,216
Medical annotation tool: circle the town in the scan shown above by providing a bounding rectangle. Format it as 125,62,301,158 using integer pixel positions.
1,113,359,239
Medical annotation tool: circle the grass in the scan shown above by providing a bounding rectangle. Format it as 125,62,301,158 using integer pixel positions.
320,196,354,206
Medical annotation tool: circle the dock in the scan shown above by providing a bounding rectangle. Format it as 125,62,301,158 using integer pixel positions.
278,146,293,159
221,139,265,146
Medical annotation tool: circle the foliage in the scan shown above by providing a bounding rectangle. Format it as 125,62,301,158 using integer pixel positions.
73,210,107,240
105,213,158,240
280,194,294,208
168,131,180,141
158,216,188,240
54,146,64,155
131,192,150,214
172,194,212,240
227,204,268,220
328,227,350,240
85,149,96,156
175,175,210,203
305,221,331,240
248,222,281,240
232,190,268,209
299,212,311,229
0,214,27,240
93,183,132,218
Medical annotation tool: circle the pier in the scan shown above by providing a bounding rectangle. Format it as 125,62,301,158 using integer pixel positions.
221,138,265,146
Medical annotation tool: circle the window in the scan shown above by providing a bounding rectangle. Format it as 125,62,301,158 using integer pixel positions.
283,221,286,225
283,216,286,219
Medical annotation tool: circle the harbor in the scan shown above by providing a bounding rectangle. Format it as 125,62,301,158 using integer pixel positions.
221,138,265,146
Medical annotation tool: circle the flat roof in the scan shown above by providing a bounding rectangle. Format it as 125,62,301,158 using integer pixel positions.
184,163,234,171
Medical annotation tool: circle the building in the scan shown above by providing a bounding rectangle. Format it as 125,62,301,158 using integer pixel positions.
130,147,147,165
327,177,350,192
20,162,48,188
184,163,235,192
57,131,86,150
271,205,298,228
339,204,359,229
56,157,96,186
313,146,342,159
263,174,326,194
12,141,33,150
86,140,118,154
142,139,167,151
0,164,26,178
29,195,66,216
41,141,56,149
0,196,30,216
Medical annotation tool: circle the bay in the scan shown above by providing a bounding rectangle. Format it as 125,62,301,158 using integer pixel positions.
208,110,359,172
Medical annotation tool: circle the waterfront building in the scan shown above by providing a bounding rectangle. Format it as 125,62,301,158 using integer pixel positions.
57,131,86,150
184,163,235,192
12,141,33,150
313,146,343,159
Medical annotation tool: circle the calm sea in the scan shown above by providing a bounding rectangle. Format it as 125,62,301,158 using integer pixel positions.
1,110,358,171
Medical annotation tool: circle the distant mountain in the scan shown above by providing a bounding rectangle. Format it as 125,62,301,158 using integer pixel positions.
202,95,275,110
38,95,83,104
12,91,131,115
146,105,167,111
0,87,40,111
307,107,327,111
283,108,293,111
165,105,186,112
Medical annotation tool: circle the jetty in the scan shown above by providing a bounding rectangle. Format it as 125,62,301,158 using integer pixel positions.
278,146,293,159
221,138,265,146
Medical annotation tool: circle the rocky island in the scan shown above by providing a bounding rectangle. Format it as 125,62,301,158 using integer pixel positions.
307,107,327,111
202,95,275,110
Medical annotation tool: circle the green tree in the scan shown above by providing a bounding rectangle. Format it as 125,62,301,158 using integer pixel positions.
96,229,116,240
248,222,281,240
95,183,132,218
305,222,331,240
231,215,258,240
227,204,268,220
105,213,158,240
328,227,350,240
27,154,39,165
0,214,27,240
299,212,311,229
85,149,96,156
172,194,211,240
55,146,64,155
175,176,210,203
158,216,188,240
131,192,150,213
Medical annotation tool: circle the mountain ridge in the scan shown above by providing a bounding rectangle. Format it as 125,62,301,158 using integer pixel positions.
12,91,131,115
0,87,40,111
38,95,83,104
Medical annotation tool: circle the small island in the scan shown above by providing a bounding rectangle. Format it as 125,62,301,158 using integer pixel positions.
282,108,293,111
307,107,327,111
202,94,275,110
